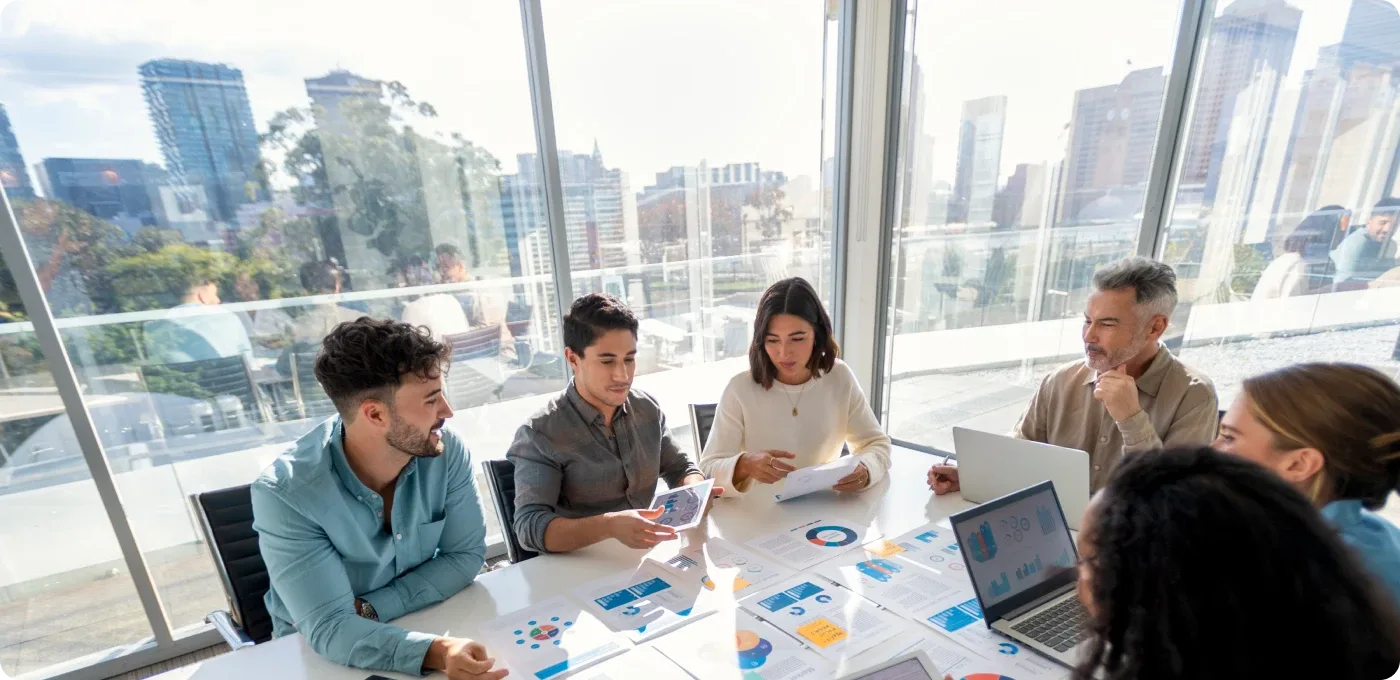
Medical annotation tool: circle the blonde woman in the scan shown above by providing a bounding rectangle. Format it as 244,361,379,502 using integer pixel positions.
1215,362,1400,603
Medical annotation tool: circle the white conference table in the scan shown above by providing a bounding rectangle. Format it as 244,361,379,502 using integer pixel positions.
158,447,992,680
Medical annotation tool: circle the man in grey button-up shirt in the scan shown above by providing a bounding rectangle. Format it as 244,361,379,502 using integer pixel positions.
508,293,714,553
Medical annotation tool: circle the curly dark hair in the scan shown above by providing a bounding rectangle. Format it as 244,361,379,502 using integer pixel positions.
563,293,637,357
748,277,839,389
314,317,451,419
1075,446,1400,680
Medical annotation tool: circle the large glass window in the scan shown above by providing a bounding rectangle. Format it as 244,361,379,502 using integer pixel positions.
1160,0,1400,402
882,0,1185,450
538,0,837,431
0,0,558,673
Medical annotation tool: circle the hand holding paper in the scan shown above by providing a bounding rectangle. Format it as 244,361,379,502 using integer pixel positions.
776,456,859,501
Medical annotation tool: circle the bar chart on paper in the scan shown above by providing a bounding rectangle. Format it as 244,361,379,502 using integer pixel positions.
1015,556,1043,580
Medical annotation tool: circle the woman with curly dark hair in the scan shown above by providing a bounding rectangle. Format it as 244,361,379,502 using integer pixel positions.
1073,446,1400,680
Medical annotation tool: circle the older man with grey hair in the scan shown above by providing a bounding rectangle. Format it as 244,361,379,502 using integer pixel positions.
929,256,1218,493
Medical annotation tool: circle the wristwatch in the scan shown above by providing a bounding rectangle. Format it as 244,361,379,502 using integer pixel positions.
354,597,379,622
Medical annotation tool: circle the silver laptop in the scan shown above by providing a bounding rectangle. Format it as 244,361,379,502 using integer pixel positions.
952,426,1091,530
949,480,1089,667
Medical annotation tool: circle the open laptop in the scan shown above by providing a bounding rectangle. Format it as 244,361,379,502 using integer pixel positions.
948,480,1089,667
952,426,1091,530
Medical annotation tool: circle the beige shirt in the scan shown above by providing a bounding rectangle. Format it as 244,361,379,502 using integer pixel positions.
1014,346,1218,491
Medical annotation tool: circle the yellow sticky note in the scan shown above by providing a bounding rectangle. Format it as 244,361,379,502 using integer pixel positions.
731,576,752,592
867,540,906,557
796,618,848,648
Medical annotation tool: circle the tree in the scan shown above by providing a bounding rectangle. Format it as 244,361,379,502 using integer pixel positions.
258,81,505,286
10,198,129,318
105,244,236,312
745,183,795,242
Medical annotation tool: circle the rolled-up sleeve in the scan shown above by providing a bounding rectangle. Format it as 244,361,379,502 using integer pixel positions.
657,407,700,488
507,425,564,554
360,437,486,622
251,482,436,675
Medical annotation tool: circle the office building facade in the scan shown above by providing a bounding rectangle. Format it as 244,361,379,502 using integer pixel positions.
36,158,159,234
950,95,1007,225
0,104,36,200
140,59,266,223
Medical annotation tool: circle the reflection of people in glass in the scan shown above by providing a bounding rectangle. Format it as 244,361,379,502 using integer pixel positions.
508,294,717,554
1073,447,1400,680
290,260,361,344
699,277,890,495
1253,205,1350,299
434,243,516,363
253,318,503,678
142,277,253,364
1331,197,1400,289
1214,363,1400,605
234,271,293,351
929,258,1218,494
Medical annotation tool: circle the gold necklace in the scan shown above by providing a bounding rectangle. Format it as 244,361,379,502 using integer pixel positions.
780,378,809,417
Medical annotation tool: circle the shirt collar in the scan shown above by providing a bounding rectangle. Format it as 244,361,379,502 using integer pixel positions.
565,380,628,426
1321,499,1364,528
327,417,373,499
1083,344,1171,397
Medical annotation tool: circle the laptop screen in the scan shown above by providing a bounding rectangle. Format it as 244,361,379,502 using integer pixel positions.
951,481,1078,612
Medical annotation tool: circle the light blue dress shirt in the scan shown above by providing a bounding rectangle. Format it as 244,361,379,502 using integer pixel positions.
1322,499,1400,606
251,417,487,675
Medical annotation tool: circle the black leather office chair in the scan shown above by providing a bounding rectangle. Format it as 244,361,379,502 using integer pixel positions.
289,351,337,421
689,403,718,456
482,459,537,565
190,484,272,649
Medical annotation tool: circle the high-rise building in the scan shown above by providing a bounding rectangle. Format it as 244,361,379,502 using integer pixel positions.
0,104,36,200
950,95,1007,225
499,145,638,277
305,70,383,134
1338,0,1400,70
140,59,265,223
36,158,160,234
1058,67,1166,223
1178,0,1302,200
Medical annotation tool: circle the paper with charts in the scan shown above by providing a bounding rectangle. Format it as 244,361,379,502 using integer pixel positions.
742,576,906,661
864,523,970,583
573,559,714,642
814,548,975,624
747,516,878,571
652,609,833,680
657,537,792,601
479,596,629,680
883,631,1067,680
775,455,858,501
649,478,714,531
568,646,693,680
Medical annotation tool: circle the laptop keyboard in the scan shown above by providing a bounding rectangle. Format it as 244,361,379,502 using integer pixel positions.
1010,598,1091,652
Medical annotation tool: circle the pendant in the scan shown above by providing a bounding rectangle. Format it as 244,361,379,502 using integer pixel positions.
792,407,799,417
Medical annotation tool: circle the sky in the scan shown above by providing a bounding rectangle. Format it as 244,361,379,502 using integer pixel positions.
0,0,828,195
0,0,1359,198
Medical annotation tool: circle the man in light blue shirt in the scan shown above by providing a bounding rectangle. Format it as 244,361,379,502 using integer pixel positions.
252,317,506,679
1330,197,1399,289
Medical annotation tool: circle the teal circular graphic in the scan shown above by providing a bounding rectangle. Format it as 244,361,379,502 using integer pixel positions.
806,525,858,547
514,617,571,650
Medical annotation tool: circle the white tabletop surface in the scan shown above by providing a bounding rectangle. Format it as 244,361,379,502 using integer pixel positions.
156,447,983,680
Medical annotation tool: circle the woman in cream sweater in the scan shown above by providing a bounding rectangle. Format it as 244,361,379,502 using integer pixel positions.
700,277,891,494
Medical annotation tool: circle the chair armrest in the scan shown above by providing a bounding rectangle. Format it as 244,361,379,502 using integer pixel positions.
206,610,257,650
